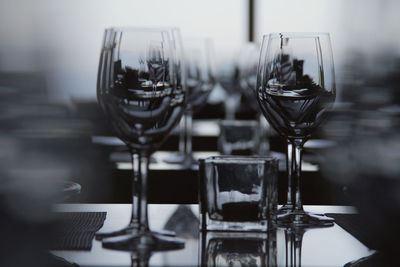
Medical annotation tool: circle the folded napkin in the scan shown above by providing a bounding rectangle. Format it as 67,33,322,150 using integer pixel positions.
51,212,106,250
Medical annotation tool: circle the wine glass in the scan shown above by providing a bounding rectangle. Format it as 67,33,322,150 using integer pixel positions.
237,42,271,156
97,27,185,250
256,32,335,227
238,42,259,111
165,38,216,166
217,54,241,120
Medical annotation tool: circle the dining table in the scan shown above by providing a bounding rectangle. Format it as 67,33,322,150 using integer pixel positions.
52,204,373,267
47,120,373,266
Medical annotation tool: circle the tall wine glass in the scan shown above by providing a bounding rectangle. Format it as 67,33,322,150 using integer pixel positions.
97,27,185,250
165,38,216,166
257,32,335,227
238,42,259,110
237,43,271,156
217,54,241,120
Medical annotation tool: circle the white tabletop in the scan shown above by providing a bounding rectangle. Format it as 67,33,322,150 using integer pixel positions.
52,204,373,267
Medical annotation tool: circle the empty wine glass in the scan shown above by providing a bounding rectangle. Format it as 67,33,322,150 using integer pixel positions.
238,42,260,112
237,43,271,156
165,38,216,166
217,53,241,120
257,32,336,227
97,27,185,250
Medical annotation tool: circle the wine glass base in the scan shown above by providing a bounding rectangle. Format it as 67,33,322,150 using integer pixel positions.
278,204,294,215
96,226,175,240
278,204,325,217
163,153,194,168
102,230,185,252
278,210,334,228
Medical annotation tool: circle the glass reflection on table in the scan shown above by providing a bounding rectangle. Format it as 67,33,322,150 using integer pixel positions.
199,231,277,266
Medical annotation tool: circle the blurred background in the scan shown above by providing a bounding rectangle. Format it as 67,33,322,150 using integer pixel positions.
1,0,400,199
0,1,400,263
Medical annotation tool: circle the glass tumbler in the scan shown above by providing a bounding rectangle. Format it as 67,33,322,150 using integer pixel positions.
199,156,278,232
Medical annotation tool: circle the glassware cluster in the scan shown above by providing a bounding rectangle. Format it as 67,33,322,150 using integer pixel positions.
96,28,336,253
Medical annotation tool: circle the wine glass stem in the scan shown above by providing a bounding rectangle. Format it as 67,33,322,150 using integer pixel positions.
178,115,186,155
286,141,294,207
177,109,193,157
130,152,150,231
292,139,305,212
258,115,270,155
225,95,237,120
185,109,193,156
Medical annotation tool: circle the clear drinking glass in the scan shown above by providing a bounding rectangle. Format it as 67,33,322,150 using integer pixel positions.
256,33,336,227
199,156,278,232
96,27,185,250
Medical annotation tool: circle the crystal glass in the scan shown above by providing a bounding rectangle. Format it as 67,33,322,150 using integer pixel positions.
256,32,335,227
96,27,185,250
166,38,216,167
199,156,278,232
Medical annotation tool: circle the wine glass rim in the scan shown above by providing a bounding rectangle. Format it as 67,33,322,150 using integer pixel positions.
265,32,331,39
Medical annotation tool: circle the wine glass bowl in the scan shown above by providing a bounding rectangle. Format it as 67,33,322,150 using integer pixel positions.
258,34,335,140
185,39,215,109
97,27,185,250
257,33,336,227
98,29,184,153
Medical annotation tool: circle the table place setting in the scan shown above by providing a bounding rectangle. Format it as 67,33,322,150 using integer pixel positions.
50,28,379,266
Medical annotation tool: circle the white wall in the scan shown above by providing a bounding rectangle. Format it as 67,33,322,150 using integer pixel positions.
1,0,399,102
0,0,246,102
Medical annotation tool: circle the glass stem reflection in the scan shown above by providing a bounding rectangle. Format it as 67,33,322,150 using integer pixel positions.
131,152,150,231
285,228,304,267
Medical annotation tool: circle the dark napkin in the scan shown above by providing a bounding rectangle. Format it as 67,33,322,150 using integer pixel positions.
51,212,107,250
326,213,376,250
